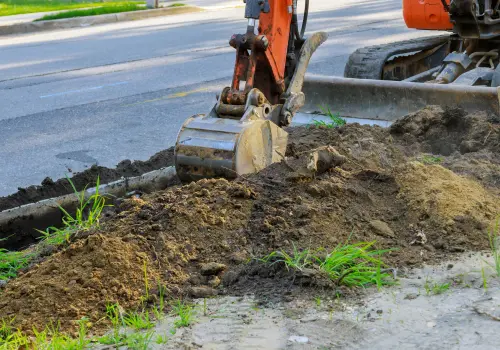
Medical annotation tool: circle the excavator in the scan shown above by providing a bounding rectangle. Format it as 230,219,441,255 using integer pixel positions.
174,0,500,182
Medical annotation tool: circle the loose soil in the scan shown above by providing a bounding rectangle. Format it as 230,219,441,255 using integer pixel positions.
0,106,499,336
0,148,175,212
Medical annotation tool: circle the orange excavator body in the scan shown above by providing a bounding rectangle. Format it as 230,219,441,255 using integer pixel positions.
403,0,453,30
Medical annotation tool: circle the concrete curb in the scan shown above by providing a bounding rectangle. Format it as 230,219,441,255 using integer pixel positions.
0,166,178,249
0,5,203,36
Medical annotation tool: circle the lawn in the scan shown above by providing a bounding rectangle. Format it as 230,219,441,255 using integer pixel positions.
36,1,144,20
0,0,145,17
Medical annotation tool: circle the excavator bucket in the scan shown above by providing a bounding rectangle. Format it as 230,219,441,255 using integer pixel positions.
301,75,500,121
175,111,288,182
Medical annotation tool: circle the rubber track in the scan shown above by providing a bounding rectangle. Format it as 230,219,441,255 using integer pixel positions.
344,35,451,80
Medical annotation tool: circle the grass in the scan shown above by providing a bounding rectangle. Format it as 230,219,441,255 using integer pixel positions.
0,317,92,349
123,311,155,330
424,278,450,295
171,300,195,328
0,0,143,17
259,241,394,288
311,105,346,128
0,176,109,282
0,249,33,280
420,154,443,165
35,2,144,21
37,176,110,246
486,217,500,277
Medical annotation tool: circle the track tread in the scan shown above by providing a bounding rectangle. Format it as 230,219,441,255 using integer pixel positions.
344,35,451,79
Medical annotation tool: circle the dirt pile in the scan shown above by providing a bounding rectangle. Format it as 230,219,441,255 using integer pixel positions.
0,106,499,335
0,148,175,212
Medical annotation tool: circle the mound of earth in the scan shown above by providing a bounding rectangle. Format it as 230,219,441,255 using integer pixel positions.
0,107,499,335
0,148,175,212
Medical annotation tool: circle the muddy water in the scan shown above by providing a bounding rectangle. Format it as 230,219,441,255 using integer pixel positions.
148,252,499,350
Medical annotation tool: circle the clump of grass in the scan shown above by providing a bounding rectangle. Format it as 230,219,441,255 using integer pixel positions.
124,311,155,330
171,300,195,328
259,241,394,288
0,176,110,282
420,154,443,165
424,278,450,295
0,249,33,280
312,106,346,128
37,176,110,247
486,217,500,277
258,243,313,271
36,2,144,21
168,2,186,6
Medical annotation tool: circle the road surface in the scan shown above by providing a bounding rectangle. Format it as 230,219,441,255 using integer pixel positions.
0,0,438,196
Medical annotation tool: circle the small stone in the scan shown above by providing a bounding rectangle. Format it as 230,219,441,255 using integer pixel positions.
288,336,309,344
82,261,92,268
369,220,395,238
208,276,221,288
188,286,217,299
447,264,454,270
230,252,248,264
222,271,239,286
68,280,77,286
0,280,7,289
200,262,227,276
376,309,383,315
404,293,419,300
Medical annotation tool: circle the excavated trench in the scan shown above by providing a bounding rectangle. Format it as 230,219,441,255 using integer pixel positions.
0,106,499,337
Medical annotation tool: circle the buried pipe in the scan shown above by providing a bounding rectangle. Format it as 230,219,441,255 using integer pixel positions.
0,167,178,250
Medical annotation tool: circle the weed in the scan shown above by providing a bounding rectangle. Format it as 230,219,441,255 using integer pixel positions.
171,300,195,328
312,106,346,128
123,311,155,330
486,217,500,277
0,249,32,280
155,334,168,345
424,278,450,295
259,241,394,288
318,242,394,287
124,330,155,350
420,154,443,165
481,266,488,292
314,297,322,308
168,2,186,6
38,176,110,247
258,243,314,271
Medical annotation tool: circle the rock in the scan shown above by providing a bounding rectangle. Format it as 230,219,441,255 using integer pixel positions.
369,220,395,238
200,262,227,276
222,271,239,286
188,286,217,299
447,264,454,270
208,276,221,288
230,252,248,264
0,280,7,289
404,293,419,300
306,146,346,174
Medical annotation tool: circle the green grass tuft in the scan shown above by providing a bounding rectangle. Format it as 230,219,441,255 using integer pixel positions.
420,154,443,165
311,105,346,128
0,249,33,280
424,278,450,295
259,241,394,288
171,300,195,328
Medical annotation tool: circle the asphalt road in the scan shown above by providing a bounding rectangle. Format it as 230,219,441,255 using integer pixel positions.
0,0,438,196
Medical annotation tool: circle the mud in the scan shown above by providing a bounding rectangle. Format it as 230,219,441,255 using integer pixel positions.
0,148,175,212
0,106,499,336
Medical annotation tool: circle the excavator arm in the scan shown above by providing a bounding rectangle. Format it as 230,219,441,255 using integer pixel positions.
174,0,326,182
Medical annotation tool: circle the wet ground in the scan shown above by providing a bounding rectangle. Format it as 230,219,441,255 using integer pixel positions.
150,252,500,349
